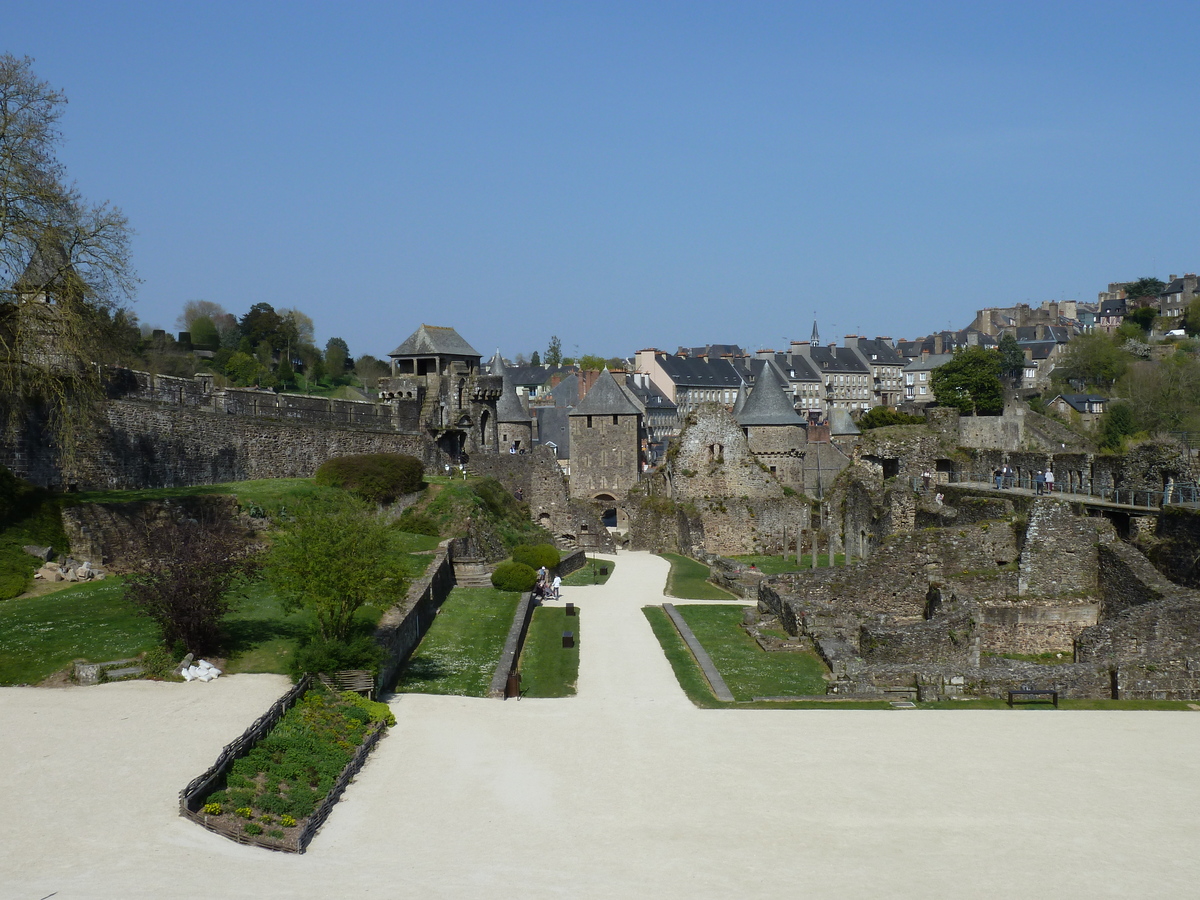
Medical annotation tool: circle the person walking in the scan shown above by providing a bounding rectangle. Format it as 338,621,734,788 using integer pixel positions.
994,467,1004,490
1045,468,1054,494
922,470,932,491
1035,470,1045,495
551,574,561,601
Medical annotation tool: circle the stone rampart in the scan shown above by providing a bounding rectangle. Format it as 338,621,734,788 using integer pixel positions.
375,543,456,691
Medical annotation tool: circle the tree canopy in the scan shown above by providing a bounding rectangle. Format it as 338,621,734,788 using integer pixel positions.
930,346,1003,415
545,335,562,367
1124,277,1165,300
997,333,1025,381
264,495,406,642
1055,332,1129,389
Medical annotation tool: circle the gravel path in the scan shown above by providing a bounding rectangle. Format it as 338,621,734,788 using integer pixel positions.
3,550,1200,898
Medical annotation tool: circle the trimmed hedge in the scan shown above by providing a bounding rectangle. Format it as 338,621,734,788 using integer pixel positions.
395,509,439,537
491,561,537,592
314,454,424,504
511,543,560,571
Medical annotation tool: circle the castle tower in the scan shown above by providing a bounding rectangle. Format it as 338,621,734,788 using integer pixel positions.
568,369,643,500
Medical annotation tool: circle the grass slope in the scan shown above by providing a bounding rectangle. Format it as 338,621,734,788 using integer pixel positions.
519,606,579,697
561,558,614,586
659,553,735,600
394,587,521,696
0,578,159,684
731,553,846,574
673,604,828,699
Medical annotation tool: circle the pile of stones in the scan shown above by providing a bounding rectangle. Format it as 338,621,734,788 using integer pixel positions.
25,545,107,583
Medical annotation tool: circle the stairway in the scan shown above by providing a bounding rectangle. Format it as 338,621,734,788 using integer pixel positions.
454,558,494,588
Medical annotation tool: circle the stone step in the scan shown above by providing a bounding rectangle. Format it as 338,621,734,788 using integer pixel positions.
102,666,144,681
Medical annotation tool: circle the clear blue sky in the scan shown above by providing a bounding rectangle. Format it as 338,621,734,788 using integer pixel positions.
9,1,1199,361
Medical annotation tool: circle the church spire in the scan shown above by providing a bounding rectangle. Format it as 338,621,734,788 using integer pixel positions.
811,318,820,345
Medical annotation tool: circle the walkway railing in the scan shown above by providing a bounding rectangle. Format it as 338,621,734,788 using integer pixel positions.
912,473,1200,511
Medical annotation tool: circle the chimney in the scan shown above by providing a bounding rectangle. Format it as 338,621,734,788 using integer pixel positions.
844,334,856,348
755,349,775,359
933,334,944,355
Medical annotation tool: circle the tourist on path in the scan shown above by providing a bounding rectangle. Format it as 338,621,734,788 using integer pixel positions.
1035,470,1045,495
1045,468,1054,493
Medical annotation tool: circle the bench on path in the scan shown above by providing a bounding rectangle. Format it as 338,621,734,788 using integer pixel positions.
1008,688,1058,708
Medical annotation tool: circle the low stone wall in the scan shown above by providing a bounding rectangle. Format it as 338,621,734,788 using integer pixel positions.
60,496,253,570
375,543,456,691
977,600,1100,654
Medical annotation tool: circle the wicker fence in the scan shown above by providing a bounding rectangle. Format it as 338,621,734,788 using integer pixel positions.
178,675,389,854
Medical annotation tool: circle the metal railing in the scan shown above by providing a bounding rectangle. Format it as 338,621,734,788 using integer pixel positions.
912,473,1200,511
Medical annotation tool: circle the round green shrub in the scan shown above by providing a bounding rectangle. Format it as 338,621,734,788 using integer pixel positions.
289,635,383,679
511,543,561,571
396,509,439,537
491,561,537,592
314,453,425,504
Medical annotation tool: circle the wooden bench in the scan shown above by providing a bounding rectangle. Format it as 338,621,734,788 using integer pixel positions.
320,669,376,700
1008,688,1058,708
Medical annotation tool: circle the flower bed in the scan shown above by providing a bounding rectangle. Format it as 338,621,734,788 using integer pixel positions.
180,682,394,852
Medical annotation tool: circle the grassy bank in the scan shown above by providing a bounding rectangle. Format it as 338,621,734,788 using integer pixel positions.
659,553,735,600
519,606,579,697
673,604,828,699
561,558,614,586
393,587,522,696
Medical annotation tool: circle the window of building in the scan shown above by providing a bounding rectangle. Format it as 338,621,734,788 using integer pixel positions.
587,415,593,428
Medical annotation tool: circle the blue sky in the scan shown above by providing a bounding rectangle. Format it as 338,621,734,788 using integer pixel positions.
8,1,1199,361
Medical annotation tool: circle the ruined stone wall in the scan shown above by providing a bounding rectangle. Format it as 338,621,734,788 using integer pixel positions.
977,600,1099,654
466,447,611,552
60,496,254,570
671,406,782,502
56,401,433,490
688,496,812,557
958,411,1023,450
626,492,703,556
859,607,979,666
769,520,1021,626
1018,499,1100,598
1148,505,1200,588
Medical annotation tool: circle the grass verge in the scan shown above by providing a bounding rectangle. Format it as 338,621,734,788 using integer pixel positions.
561,558,614,586
673,604,828,699
659,553,735,600
0,577,159,684
518,606,579,698
731,553,845,574
393,587,521,696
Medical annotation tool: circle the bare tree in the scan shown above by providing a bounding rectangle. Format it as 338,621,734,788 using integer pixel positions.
0,55,137,474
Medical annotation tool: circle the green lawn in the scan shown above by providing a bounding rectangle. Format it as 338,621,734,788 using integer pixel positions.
0,577,160,684
393,587,521,696
71,477,334,516
673,604,828,700
518,606,579,697
732,553,846,574
561,558,614,586
659,553,735,600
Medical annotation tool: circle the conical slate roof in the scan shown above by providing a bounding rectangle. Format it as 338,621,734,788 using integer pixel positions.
731,383,748,417
569,369,642,417
828,408,861,436
496,367,530,423
389,324,480,359
736,362,803,426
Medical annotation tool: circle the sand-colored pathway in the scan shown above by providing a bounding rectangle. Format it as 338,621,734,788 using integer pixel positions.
3,550,1200,898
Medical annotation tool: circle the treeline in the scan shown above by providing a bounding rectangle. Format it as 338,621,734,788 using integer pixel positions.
95,300,390,393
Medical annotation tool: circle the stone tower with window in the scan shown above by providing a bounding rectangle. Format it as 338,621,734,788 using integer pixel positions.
567,369,643,500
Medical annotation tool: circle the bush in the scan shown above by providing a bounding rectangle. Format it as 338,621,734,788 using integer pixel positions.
511,543,561,571
395,509,439,537
858,407,925,429
314,453,424,504
289,634,384,679
491,561,537,592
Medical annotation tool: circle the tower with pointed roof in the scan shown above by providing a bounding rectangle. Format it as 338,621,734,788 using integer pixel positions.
567,369,644,500
735,361,808,484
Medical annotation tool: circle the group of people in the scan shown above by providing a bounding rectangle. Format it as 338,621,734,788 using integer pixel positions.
532,564,561,602
991,464,1054,494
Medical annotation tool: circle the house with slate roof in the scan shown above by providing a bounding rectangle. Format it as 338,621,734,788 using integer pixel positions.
1049,392,1108,429
492,356,533,452
791,337,873,414
903,352,954,405
567,369,644,501
1098,297,1127,334
1158,274,1198,322
377,324,502,459
635,349,745,417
